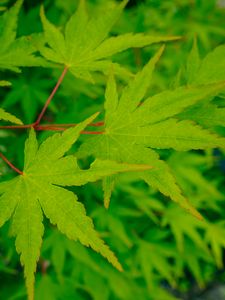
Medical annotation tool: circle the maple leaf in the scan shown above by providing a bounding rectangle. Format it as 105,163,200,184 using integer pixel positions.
42,231,103,282
43,230,147,300
136,230,176,290
35,275,58,300
168,152,224,202
180,103,225,129
0,113,151,300
191,43,225,85
92,206,133,248
180,40,225,129
40,0,179,82
0,0,44,75
205,221,225,268
162,205,208,253
174,239,212,288
2,73,57,123
77,46,225,217
0,107,23,124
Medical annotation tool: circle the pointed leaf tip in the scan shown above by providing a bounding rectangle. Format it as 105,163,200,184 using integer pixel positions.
121,0,129,8
91,111,100,120
14,0,23,9
182,201,203,221
40,5,45,19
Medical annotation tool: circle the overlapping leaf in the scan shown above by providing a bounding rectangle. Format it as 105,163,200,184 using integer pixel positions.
180,103,225,128
0,107,23,124
192,44,225,85
181,41,225,128
205,221,225,268
40,0,178,81
0,114,151,300
137,230,176,290
162,205,207,253
77,46,225,217
168,152,224,210
174,239,212,288
0,0,44,82
2,73,57,123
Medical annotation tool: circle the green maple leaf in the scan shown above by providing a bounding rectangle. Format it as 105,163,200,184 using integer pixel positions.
2,73,57,123
205,221,225,268
162,205,207,253
0,113,150,300
92,206,133,248
137,230,176,290
180,41,225,129
167,152,224,213
0,0,44,74
174,239,212,288
43,231,103,282
192,43,225,85
180,103,225,128
35,275,58,300
186,38,201,84
40,0,178,82
77,46,225,218
0,107,23,124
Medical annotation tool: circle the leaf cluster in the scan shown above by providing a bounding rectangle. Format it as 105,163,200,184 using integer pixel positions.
0,1,225,300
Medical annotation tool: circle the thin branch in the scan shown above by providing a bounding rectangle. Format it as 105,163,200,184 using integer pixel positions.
35,121,104,128
0,66,106,178
81,130,104,135
35,126,105,134
91,121,104,127
0,152,23,175
0,121,105,131
0,124,34,129
35,125,65,131
34,67,68,126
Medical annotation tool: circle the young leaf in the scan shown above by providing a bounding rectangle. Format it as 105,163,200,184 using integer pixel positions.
0,107,23,124
40,0,179,81
179,103,225,128
193,44,225,84
0,114,151,300
77,47,225,217
0,0,44,75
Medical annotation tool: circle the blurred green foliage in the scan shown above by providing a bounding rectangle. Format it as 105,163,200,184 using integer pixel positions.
0,0,225,299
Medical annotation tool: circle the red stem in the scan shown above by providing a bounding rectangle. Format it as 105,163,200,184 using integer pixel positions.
90,121,104,127
81,130,104,134
0,152,23,175
0,121,105,130
0,67,104,177
35,125,65,131
0,124,34,129
36,125,104,134
34,67,68,126
37,121,105,127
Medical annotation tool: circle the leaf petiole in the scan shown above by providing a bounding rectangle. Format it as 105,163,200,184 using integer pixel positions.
34,66,68,127
0,122,104,131
0,152,23,175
